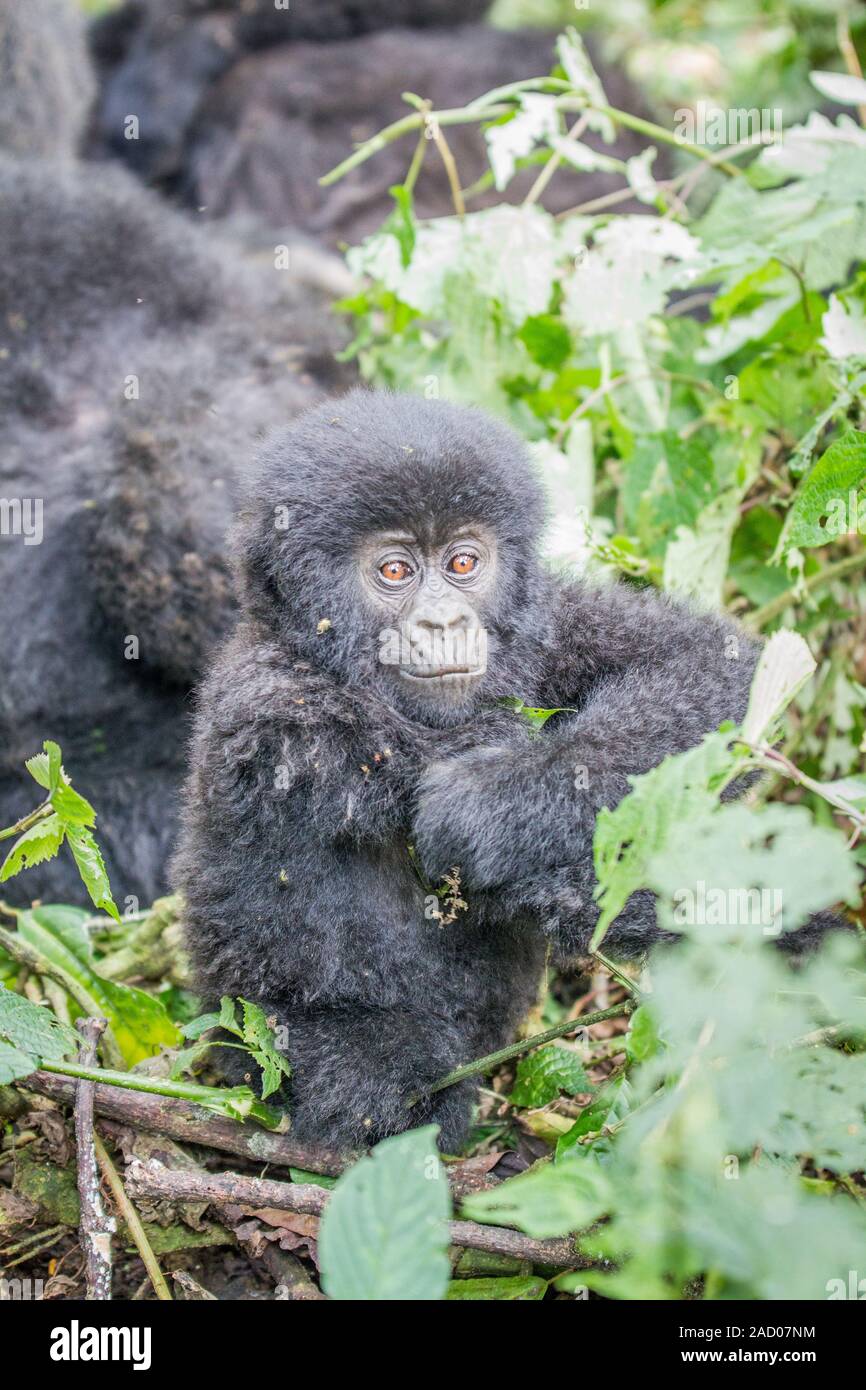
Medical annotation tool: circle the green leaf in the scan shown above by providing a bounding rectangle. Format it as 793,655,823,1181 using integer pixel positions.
24,740,62,795
64,827,120,922
809,70,866,107
384,183,416,269
51,781,97,829
498,697,574,729
625,1006,658,1064
0,1040,36,1085
781,430,866,551
219,996,242,1036
445,1277,547,1300
17,906,180,1067
241,995,293,1100
485,94,559,191
650,802,861,940
0,814,65,881
592,730,736,948
509,1045,594,1109
516,314,572,370
319,1126,451,1300
463,1153,609,1240
555,1076,632,1159
740,629,817,745
180,1011,222,1041
0,983,78,1060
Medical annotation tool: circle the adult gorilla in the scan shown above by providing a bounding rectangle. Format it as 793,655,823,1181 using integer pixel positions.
0,0,347,908
90,1,650,245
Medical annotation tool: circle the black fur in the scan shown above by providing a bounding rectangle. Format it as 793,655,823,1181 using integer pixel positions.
90,8,652,244
175,390,764,1151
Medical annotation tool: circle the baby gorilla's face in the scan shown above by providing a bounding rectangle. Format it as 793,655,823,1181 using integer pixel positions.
358,525,497,705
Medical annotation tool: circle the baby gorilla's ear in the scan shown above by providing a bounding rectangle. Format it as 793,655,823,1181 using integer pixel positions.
230,504,286,629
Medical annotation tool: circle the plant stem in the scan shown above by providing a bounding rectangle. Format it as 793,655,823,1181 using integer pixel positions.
0,799,52,841
319,90,743,189
424,1001,635,1098
524,112,590,206
744,551,866,630
41,1057,250,1106
592,949,642,998
95,1134,172,1301
837,6,866,125
427,115,465,217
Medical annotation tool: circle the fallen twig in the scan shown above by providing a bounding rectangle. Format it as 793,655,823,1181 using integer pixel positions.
23,1070,350,1175
74,1018,114,1300
23,1072,506,1197
95,1134,171,1301
124,1161,589,1272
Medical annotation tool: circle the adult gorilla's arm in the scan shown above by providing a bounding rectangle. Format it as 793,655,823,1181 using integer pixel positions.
413,579,760,891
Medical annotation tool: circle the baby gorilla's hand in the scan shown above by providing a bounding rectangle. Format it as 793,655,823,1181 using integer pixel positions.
414,744,534,889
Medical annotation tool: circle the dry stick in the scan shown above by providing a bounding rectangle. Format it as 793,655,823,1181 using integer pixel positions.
74,1018,114,1301
23,1072,502,1202
426,113,465,217
94,1134,171,1302
124,1161,588,1272
23,1070,350,1176
837,7,866,126
524,111,590,207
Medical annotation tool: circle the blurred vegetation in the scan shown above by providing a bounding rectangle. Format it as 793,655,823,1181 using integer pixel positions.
6,0,865,1302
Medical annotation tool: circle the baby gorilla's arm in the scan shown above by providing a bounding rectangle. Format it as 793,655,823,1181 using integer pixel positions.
413,581,759,909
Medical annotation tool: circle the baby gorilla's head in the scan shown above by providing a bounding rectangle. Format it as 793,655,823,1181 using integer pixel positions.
235,388,551,723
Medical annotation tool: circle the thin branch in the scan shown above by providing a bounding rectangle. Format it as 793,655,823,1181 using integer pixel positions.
318,89,743,189
94,1134,171,1301
75,1018,114,1300
837,7,866,125
591,950,641,998
124,1161,589,1272
743,550,866,630
746,742,866,832
426,113,465,217
23,1069,352,1176
524,112,590,207
424,1000,635,1099
0,798,52,842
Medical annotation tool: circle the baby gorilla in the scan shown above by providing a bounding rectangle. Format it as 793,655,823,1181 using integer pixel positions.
175,389,760,1150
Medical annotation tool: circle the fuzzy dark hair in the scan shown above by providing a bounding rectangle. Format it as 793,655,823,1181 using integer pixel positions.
175,389,776,1152
0,34,347,908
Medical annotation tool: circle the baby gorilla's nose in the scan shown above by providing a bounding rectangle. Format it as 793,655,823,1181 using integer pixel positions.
403,599,486,680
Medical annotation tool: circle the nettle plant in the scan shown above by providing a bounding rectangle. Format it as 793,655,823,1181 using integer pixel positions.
333,28,866,791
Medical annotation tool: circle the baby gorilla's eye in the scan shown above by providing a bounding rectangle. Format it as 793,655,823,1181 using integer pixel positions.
447,552,479,576
380,559,413,583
